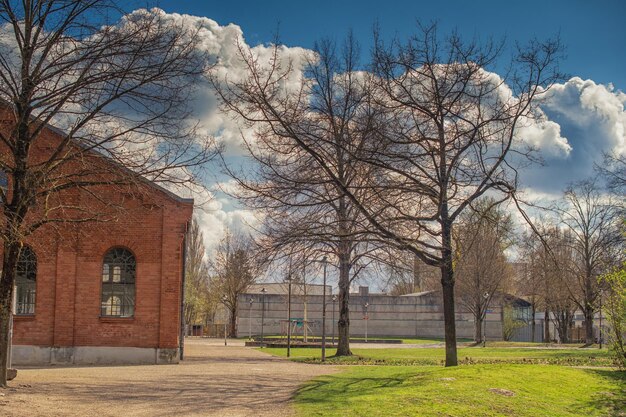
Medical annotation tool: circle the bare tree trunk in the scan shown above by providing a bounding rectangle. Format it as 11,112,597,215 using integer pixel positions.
441,220,458,366
474,316,483,343
0,241,20,388
584,306,594,345
336,248,352,356
230,306,237,338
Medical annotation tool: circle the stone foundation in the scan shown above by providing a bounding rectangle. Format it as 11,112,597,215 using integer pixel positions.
11,345,179,366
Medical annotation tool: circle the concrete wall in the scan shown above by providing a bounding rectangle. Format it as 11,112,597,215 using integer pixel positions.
236,293,503,340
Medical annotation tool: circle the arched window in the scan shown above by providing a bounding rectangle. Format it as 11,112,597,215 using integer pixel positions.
0,170,8,199
16,246,37,315
101,248,135,317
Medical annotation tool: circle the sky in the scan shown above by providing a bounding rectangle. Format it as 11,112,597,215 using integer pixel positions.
152,0,626,91
105,2,625,267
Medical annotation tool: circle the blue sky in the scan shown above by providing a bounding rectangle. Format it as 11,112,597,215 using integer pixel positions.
153,0,626,91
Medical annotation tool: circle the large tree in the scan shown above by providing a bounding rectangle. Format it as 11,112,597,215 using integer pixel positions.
213,24,562,366
0,1,215,386
213,35,379,356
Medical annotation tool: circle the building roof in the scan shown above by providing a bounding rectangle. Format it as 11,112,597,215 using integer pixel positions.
0,100,194,205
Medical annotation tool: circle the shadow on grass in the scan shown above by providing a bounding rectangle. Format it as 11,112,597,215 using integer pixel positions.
295,375,407,405
577,369,626,417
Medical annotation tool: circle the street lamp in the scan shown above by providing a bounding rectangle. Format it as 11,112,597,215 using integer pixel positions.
321,256,328,362
483,292,489,348
248,297,254,341
332,294,337,346
599,289,603,350
364,302,369,343
286,272,293,358
222,294,228,347
261,287,267,345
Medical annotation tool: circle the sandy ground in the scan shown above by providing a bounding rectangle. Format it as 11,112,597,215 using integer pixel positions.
0,338,337,417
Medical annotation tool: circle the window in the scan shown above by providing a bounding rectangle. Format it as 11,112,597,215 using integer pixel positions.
15,246,37,315
101,248,135,317
0,170,7,200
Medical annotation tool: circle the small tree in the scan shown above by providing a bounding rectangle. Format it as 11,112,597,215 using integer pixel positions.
183,218,213,334
600,263,626,368
554,180,624,344
211,230,260,337
454,199,514,343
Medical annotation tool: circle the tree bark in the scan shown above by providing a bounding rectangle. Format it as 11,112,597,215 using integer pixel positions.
0,241,20,388
229,305,237,338
335,247,352,356
474,316,483,343
441,220,458,366
584,306,594,345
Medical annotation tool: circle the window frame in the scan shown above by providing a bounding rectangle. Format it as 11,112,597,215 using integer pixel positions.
100,247,136,318
15,245,37,316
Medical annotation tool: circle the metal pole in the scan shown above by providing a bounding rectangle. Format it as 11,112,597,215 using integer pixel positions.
261,288,266,344
364,303,369,343
482,310,487,347
599,292,603,349
222,295,228,346
248,298,253,340
332,295,336,346
287,276,292,358
322,257,327,362
483,292,489,348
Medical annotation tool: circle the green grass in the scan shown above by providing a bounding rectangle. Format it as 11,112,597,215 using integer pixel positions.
259,335,457,344
295,365,626,417
262,346,613,366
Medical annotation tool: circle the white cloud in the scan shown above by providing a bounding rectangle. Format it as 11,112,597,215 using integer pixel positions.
521,77,626,193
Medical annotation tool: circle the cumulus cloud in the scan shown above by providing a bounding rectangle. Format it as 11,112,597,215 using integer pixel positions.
521,77,626,192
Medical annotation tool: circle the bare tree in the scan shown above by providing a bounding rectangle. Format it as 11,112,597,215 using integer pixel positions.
183,218,214,334
212,22,561,366
0,1,216,386
211,229,260,337
554,180,624,344
454,199,514,343
213,35,380,356
597,152,625,194
383,251,439,295
344,25,563,365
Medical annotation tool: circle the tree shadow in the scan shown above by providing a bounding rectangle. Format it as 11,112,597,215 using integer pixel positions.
576,369,626,417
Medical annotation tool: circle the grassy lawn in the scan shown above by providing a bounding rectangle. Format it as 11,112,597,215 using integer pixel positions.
263,346,613,366
258,335,459,344
294,364,626,417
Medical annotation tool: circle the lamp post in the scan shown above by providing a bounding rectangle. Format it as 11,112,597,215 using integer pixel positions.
483,292,489,348
248,297,254,341
332,294,337,346
222,294,228,347
261,287,267,345
364,302,369,343
321,256,328,362
286,273,293,358
599,289,603,350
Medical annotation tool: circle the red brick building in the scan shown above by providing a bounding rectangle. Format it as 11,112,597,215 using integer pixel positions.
2,111,193,365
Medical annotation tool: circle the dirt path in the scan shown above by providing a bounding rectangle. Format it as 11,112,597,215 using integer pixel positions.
0,339,337,417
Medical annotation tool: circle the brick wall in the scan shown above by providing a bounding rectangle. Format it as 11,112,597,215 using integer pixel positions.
1,110,193,352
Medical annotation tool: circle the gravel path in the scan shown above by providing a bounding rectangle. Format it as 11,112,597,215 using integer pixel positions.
0,339,337,417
